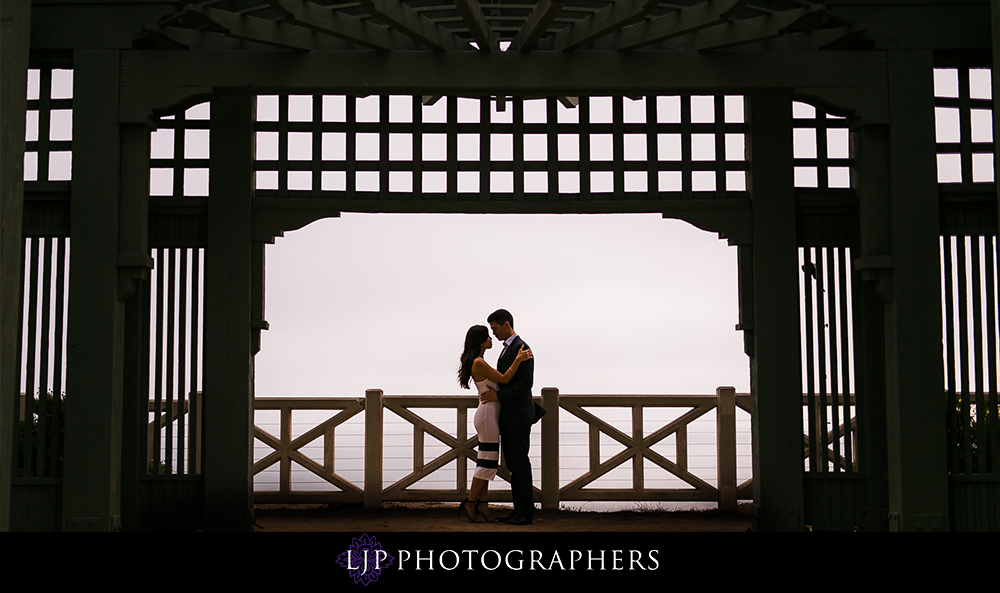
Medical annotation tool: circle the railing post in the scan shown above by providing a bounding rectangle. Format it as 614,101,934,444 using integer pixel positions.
541,387,559,510
364,389,383,509
716,386,737,512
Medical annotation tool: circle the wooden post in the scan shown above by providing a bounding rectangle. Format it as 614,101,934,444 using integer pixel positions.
364,389,383,508
716,386,737,512
747,93,804,531
882,51,948,531
203,93,255,531
852,121,892,531
62,50,125,532
118,121,153,531
0,0,32,532
541,387,559,510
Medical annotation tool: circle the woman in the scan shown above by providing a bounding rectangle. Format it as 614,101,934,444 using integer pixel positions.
457,324,532,522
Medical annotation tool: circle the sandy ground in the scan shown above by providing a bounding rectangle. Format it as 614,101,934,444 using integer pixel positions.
253,501,753,532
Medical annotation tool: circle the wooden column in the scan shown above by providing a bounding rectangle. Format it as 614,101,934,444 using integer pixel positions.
62,50,125,531
747,94,804,531
716,386,737,512
203,93,255,531
118,122,153,531
541,387,559,510
0,0,32,532
852,122,892,531
882,51,948,531
364,389,383,508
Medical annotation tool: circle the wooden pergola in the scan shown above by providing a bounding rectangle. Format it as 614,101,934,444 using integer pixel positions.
1,0,998,530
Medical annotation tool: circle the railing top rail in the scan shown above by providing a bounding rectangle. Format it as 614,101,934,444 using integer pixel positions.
254,397,365,410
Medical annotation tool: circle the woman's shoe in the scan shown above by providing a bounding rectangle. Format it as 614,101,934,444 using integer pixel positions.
476,502,496,522
459,498,478,522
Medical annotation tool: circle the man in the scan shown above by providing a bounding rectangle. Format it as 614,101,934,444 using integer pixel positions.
480,309,537,525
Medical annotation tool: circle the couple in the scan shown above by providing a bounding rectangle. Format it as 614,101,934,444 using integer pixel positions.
457,309,540,526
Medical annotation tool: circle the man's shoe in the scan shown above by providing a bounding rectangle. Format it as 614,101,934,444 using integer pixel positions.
503,514,533,526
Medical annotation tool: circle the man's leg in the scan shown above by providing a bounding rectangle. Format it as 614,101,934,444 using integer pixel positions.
501,424,533,517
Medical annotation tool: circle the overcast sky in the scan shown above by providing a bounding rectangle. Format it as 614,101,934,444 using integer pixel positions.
253,213,750,399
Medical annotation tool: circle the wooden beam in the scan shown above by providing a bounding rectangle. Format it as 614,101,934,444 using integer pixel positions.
509,0,563,52
181,5,316,50
541,0,666,51
689,5,824,51
454,0,495,51
357,0,468,51
267,0,399,51
593,0,749,51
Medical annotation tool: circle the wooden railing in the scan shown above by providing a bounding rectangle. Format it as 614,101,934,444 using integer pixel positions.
250,387,756,510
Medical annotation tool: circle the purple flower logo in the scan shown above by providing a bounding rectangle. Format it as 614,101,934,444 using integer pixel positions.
336,534,395,586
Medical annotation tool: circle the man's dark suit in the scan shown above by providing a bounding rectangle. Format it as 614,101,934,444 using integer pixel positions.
496,334,535,518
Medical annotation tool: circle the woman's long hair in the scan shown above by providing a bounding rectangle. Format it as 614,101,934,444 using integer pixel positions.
458,325,489,389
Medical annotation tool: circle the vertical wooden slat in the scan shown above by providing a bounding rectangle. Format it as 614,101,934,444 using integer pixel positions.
380,94,390,198
413,95,423,198
816,107,830,192
958,236,972,472
714,95,726,197
414,424,424,470
803,248,817,472
278,94,289,198
480,95,490,202
612,95,624,200
172,110,185,198
827,246,841,472
681,95,692,200
36,238,53,477
447,96,458,202
838,247,855,472
22,238,39,476
189,249,201,474
579,96,591,201
36,69,52,184
546,97,558,199
971,235,984,474
943,236,959,472
815,247,829,471
646,95,658,200
52,237,66,477
513,97,524,202
588,423,599,471
677,424,687,472
152,247,164,473
456,405,467,493
280,405,291,495
958,67,973,188
312,93,322,198
985,237,999,474
177,248,188,474
346,96,357,200
632,404,642,492
165,248,176,473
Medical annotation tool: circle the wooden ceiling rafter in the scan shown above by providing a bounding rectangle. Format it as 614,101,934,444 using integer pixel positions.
146,1,862,55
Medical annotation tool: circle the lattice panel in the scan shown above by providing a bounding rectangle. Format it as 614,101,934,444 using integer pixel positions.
147,247,204,475
934,67,994,186
799,246,858,473
15,237,70,479
252,94,748,201
149,103,212,198
941,235,1000,476
792,101,851,192
23,68,73,184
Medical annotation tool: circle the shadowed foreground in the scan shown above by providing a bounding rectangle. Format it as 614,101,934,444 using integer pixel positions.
253,502,753,532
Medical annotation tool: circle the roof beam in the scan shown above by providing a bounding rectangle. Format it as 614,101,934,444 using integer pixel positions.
180,5,316,50
593,0,750,51
267,0,399,51
454,0,496,51
541,0,665,52
357,0,469,51
689,5,824,51
509,0,564,52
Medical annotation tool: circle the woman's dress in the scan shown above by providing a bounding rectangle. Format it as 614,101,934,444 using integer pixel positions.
473,377,500,480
